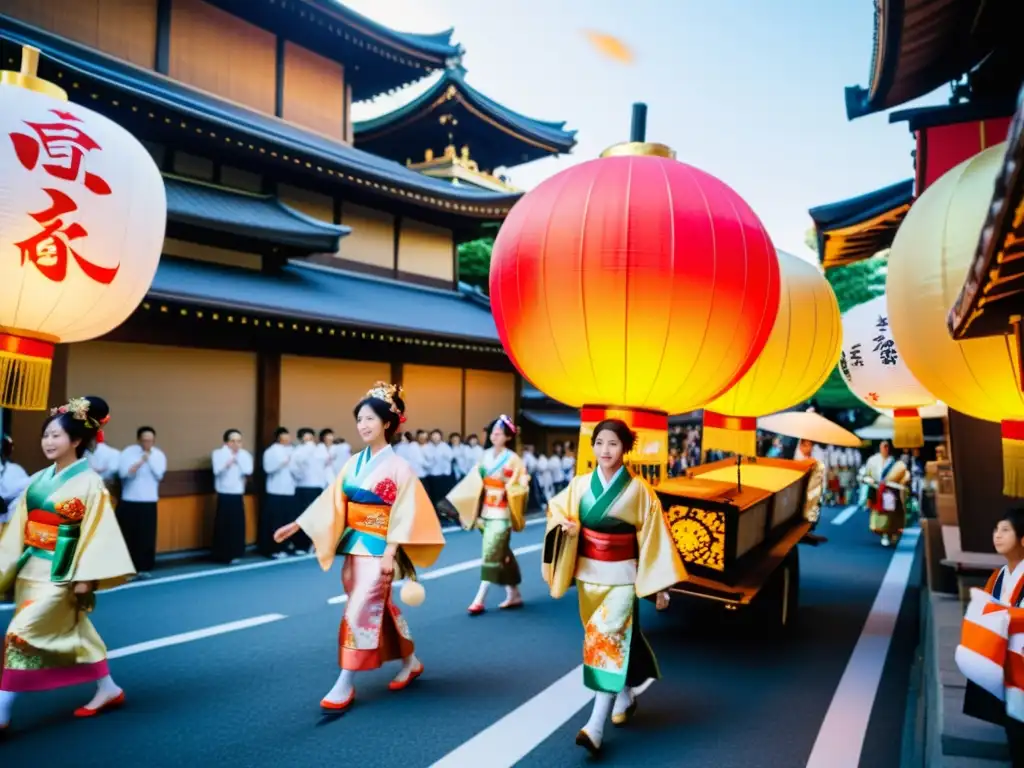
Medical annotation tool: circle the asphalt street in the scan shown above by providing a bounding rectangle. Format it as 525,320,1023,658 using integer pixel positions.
0,505,921,767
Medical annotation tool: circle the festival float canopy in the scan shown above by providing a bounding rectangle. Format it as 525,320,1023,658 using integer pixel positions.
702,250,841,457
0,46,166,410
838,295,938,449
886,142,1024,495
490,104,780,481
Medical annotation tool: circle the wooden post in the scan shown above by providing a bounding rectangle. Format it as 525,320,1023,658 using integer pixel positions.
255,350,281,486
948,409,1008,551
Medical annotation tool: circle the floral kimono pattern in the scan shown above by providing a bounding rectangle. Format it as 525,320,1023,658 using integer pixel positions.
445,448,529,586
543,468,687,693
297,446,444,671
0,459,134,692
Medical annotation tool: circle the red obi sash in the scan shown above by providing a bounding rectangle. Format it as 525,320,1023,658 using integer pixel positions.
24,509,66,551
580,528,638,562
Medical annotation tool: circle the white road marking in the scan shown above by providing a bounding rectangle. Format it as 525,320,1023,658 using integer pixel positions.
804,527,921,768
326,543,544,605
831,505,861,526
106,614,287,659
0,517,548,612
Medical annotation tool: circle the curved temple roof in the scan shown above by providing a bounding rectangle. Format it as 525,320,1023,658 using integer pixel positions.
0,17,520,220
164,175,349,253
844,0,1016,120
949,86,1024,341
203,0,464,101
354,67,577,171
808,179,914,269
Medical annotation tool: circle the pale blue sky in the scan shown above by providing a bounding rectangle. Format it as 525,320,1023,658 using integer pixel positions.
347,0,948,261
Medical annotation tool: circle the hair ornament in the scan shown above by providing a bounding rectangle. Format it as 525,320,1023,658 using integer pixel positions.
364,381,404,417
49,397,109,431
498,414,517,434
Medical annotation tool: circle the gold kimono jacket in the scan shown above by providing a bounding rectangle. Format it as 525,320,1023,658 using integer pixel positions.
0,458,135,692
543,467,687,693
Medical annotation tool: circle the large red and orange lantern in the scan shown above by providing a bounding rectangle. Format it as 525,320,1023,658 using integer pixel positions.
0,47,166,410
490,105,780,482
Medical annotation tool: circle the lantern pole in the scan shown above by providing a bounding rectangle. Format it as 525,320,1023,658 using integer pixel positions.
600,104,676,160
630,103,647,142
0,45,68,101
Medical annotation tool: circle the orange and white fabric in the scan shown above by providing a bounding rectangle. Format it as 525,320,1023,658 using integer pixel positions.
955,570,1024,722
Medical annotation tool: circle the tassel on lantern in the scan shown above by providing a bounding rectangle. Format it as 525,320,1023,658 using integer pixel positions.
892,408,924,449
701,411,758,457
1002,421,1024,498
0,333,54,410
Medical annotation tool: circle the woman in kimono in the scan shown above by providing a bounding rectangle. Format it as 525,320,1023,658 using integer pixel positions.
861,440,910,547
274,382,445,712
442,415,529,614
0,396,136,731
543,419,688,755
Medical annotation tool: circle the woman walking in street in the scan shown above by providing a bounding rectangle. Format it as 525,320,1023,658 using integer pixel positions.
0,396,135,731
274,382,444,712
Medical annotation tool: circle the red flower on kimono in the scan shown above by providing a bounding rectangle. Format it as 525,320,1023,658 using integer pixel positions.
374,478,398,505
55,497,86,521
503,467,515,479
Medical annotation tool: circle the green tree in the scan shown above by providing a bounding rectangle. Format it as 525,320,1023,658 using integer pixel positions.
457,236,494,294
806,226,889,408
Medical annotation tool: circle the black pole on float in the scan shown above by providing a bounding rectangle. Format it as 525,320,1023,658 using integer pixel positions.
630,102,647,142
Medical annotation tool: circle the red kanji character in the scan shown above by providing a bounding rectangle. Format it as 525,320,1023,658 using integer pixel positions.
14,189,119,285
9,109,111,195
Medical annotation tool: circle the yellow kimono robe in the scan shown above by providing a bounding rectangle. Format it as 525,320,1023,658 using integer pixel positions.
296,445,444,671
862,453,910,536
444,447,528,586
543,467,687,693
0,458,135,692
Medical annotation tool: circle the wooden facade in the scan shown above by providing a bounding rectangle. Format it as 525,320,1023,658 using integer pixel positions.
1,0,519,555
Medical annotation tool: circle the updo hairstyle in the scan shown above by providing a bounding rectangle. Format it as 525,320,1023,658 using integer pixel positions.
590,418,637,453
353,391,407,443
42,395,110,458
484,416,516,449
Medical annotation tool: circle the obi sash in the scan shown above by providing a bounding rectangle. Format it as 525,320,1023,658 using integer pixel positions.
338,501,391,557
579,528,638,562
483,477,507,509
18,508,81,581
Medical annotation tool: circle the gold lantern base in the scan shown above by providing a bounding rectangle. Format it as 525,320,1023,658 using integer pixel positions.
0,332,55,410
577,405,668,486
892,409,925,449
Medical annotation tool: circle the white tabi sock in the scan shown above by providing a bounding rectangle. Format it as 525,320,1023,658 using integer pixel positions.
393,653,421,683
82,675,122,711
0,690,17,726
582,692,614,746
504,586,521,602
472,582,489,606
324,669,355,703
613,687,635,717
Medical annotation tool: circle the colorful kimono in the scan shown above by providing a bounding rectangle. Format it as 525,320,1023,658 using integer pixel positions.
445,447,528,585
862,453,910,536
0,459,135,692
297,445,444,671
543,468,687,693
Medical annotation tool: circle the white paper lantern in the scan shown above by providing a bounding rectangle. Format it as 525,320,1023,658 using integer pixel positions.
0,48,166,410
839,295,937,448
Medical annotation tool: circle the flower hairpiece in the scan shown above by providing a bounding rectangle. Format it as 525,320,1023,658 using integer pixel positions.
364,382,407,423
498,414,517,434
50,397,110,430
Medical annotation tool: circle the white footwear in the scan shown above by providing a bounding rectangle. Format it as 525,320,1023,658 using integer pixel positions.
611,688,637,726
576,692,613,754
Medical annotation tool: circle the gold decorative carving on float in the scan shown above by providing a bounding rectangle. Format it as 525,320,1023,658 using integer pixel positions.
665,505,725,571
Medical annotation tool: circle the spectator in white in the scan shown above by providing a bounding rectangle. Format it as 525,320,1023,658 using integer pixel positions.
522,444,543,512
561,441,576,481
454,433,476,478
261,427,296,559
415,430,432,482
318,429,338,483
85,434,120,487
291,427,323,555
0,434,30,528
449,433,467,481
465,433,484,467
211,428,253,565
536,453,555,504
426,428,454,505
331,434,352,478
117,426,167,577
393,431,415,462
549,443,566,492
403,430,428,481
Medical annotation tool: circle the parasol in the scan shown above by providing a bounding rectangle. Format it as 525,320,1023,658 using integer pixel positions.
758,411,862,448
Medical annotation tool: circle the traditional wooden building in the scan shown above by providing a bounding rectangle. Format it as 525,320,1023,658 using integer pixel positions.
808,179,913,270
837,0,1021,558
0,0,573,554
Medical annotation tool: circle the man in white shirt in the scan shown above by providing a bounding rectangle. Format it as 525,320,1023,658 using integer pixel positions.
426,429,454,505
85,438,121,489
465,433,484,468
0,435,29,528
261,427,296,559
211,428,253,564
331,435,352,477
117,426,167,577
291,428,323,554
